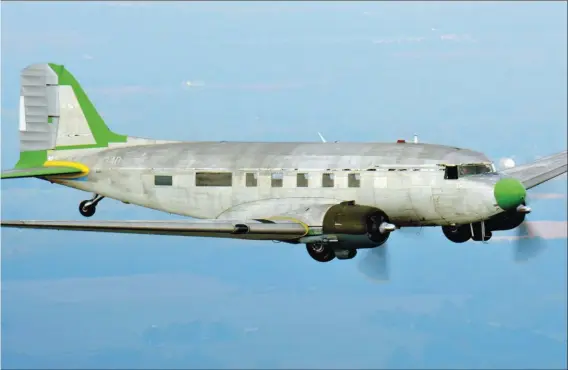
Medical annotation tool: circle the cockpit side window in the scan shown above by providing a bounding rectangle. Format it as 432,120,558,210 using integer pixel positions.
458,164,493,177
444,166,459,180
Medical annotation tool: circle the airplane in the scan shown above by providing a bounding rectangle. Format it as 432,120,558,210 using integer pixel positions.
1,63,567,264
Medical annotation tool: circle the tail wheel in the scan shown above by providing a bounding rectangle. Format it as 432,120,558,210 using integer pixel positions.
79,200,96,217
306,243,336,262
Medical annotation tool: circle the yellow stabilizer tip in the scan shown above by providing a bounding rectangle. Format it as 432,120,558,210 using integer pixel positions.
43,160,90,178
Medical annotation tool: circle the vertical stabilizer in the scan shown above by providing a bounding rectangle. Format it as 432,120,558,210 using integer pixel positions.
16,63,127,169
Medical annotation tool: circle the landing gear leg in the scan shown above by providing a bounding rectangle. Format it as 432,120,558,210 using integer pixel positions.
471,222,492,242
79,194,105,217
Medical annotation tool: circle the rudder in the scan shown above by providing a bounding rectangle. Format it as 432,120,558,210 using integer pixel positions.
16,63,127,168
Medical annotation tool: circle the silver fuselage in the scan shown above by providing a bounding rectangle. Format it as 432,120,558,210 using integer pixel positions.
50,141,505,226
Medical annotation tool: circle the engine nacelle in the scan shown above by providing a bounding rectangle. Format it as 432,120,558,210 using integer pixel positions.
485,209,526,232
283,201,394,248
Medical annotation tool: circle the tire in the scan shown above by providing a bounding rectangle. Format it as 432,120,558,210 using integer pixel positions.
79,200,96,217
442,225,471,243
306,243,336,262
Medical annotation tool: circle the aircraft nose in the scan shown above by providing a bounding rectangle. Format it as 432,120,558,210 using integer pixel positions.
493,178,527,210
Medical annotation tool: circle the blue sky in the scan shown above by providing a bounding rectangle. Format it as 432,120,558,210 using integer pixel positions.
1,1,567,368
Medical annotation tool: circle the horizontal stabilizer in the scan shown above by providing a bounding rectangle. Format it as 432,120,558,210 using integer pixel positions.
1,166,84,180
502,150,567,189
0,219,309,241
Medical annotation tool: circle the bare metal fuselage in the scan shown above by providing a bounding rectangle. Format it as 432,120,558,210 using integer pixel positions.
52,141,503,226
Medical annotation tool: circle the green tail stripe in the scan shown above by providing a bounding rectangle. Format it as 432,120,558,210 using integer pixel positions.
15,150,48,169
48,63,127,149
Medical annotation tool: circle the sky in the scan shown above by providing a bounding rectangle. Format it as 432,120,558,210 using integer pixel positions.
1,1,567,369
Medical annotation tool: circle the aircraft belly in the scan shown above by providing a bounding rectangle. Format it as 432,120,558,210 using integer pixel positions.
57,170,159,211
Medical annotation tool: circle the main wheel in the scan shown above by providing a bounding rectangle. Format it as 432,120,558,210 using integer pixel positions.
306,243,336,262
442,225,471,243
79,200,96,217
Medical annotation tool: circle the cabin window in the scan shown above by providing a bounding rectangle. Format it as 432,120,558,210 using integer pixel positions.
271,172,283,187
245,173,258,187
322,173,334,188
444,166,458,180
154,175,173,186
297,173,309,187
348,173,360,188
195,172,232,187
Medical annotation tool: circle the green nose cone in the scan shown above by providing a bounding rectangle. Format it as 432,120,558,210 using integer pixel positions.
494,178,527,210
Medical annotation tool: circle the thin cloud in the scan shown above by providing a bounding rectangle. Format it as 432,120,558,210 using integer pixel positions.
101,1,151,8
530,193,567,200
89,81,307,96
181,81,307,91
181,80,206,89
171,2,334,14
372,36,426,44
2,273,237,303
439,33,477,42
372,33,477,46
492,221,568,241
210,82,306,91
2,31,85,52
89,85,164,97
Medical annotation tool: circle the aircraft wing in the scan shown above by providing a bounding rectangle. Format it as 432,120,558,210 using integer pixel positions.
502,150,567,190
0,219,309,241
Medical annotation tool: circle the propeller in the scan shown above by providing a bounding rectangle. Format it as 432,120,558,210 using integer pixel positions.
512,195,546,263
513,220,545,262
356,227,426,282
357,243,390,282
495,153,552,262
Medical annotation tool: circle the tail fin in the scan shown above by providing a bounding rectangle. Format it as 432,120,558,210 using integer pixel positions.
15,63,127,169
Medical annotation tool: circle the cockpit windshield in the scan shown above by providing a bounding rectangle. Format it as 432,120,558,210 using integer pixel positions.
458,164,494,177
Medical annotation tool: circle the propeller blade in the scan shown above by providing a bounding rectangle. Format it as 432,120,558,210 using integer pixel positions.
357,244,390,281
513,221,546,263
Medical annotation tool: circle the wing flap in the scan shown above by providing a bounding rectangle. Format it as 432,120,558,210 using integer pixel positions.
1,166,83,179
0,219,308,241
502,150,567,189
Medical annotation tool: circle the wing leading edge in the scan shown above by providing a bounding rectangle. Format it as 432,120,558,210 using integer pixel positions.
502,150,567,189
1,166,83,179
0,219,309,241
